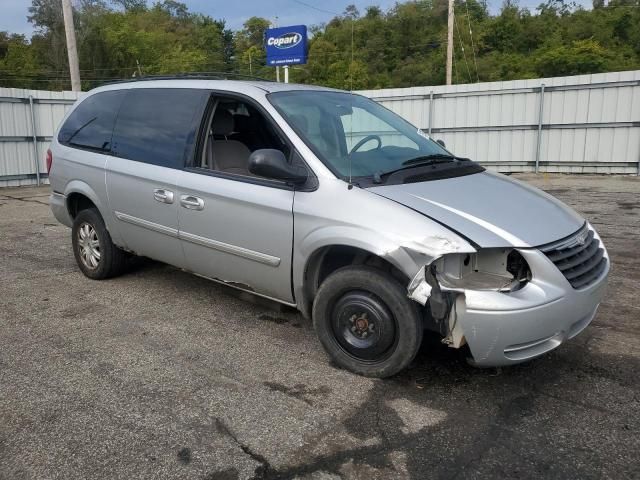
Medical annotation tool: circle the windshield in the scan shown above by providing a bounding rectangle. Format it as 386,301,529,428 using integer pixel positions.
269,90,477,183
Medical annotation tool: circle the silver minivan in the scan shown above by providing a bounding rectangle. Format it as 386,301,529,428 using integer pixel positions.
48,79,609,377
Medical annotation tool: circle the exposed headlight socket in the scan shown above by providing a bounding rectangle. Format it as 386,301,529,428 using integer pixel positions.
506,250,532,290
436,249,531,292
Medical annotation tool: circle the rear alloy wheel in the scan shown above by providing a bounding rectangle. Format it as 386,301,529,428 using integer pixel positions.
76,222,101,270
72,208,128,280
313,265,423,378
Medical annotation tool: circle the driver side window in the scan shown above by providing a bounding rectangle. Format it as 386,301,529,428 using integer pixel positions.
341,106,419,152
198,96,290,177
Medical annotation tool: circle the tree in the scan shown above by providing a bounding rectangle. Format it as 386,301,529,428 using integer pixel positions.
233,17,272,78
0,33,42,88
2,0,640,90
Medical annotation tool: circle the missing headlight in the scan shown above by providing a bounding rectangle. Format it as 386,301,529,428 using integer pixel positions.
435,249,531,292
506,250,532,291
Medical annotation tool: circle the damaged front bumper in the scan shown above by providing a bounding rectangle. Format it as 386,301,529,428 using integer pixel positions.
409,244,610,367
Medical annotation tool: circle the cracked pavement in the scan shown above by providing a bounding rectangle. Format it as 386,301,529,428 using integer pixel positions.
0,174,639,479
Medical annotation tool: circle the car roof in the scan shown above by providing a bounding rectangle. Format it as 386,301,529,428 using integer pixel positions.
88,78,344,97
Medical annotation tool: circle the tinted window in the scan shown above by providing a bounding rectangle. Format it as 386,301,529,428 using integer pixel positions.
58,90,126,151
112,88,208,168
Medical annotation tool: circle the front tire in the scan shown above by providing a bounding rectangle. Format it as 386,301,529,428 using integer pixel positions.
313,266,423,378
72,208,128,280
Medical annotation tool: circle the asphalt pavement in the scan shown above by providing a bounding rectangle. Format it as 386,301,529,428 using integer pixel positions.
0,173,638,479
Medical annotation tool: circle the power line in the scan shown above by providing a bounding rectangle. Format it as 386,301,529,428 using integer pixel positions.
0,35,447,80
290,0,341,16
464,0,480,82
454,13,473,83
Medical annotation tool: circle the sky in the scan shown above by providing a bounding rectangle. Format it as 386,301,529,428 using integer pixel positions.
2,0,593,38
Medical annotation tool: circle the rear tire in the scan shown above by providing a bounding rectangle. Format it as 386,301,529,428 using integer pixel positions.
72,208,128,280
313,265,422,378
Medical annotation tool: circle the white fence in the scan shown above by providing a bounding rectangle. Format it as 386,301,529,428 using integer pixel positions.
1,70,639,187
359,70,640,174
0,88,79,187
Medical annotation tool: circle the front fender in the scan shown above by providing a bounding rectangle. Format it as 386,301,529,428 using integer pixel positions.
293,224,476,317
298,225,429,279
291,178,476,316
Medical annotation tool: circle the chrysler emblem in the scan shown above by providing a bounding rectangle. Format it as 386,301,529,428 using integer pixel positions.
574,230,588,246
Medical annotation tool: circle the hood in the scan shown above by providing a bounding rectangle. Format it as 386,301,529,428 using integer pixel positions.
367,171,584,248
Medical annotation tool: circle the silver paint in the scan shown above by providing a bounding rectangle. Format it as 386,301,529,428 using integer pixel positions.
113,211,179,237
178,230,281,267
368,170,585,248
49,79,610,368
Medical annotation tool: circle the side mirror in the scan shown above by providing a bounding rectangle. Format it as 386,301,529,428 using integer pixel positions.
248,149,308,185
436,139,446,148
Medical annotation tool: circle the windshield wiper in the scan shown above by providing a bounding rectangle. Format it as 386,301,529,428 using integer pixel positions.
402,153,467,165
402,154,453,165
372,154,468,184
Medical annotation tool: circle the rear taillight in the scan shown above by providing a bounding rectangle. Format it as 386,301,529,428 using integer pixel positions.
46,148,52,174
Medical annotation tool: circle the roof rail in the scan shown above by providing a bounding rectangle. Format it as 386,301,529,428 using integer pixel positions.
100,71,274,86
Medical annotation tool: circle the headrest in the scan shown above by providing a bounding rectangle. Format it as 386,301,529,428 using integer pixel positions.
233,114,252,132
212,109,234,136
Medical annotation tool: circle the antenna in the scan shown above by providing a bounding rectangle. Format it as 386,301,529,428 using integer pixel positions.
348,16,355,189
273,16,280,82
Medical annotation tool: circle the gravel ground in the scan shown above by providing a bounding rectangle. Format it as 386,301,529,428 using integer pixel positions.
0,173,638,480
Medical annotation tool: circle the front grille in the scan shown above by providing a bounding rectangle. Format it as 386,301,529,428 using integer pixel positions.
539,223,607,289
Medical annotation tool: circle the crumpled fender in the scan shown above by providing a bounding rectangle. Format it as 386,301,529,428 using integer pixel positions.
299,225,475,284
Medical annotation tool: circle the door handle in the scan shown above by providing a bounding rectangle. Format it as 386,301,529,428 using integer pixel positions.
180,195,205,211
153,188,174,204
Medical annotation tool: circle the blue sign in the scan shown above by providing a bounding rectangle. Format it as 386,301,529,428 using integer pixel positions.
265,25,308,66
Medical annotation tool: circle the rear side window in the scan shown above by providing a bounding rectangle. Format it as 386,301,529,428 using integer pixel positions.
111,88,208,169
58,90,126,151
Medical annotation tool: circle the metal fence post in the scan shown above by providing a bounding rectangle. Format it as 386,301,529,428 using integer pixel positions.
535,84,545,174
28,95,40,185
428,90,434,135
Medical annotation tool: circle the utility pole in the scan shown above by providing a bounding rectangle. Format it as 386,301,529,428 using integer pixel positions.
61,0,81,91
446,0,454,85
274,16,280,82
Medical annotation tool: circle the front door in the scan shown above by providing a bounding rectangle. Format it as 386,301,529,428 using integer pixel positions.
175,94,296,302
176,171,294,302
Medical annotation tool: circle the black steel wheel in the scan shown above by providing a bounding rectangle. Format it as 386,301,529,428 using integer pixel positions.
313,265,423,378
331,290,397,362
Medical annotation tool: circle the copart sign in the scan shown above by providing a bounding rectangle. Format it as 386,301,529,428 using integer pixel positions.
265,25,308,66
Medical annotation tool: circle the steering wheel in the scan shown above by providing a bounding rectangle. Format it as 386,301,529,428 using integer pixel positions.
349,134,382,155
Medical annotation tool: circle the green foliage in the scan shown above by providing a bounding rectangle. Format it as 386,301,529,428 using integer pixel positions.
0,33,42,89
0,0,639,90
233,17,274,79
